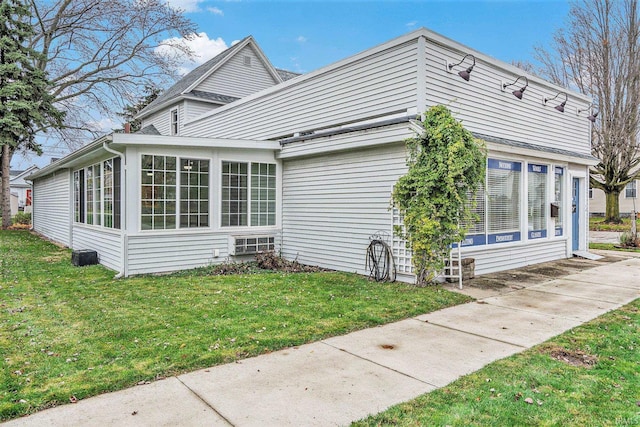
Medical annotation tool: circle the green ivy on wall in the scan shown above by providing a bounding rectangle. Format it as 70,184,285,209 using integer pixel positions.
392,105,487,284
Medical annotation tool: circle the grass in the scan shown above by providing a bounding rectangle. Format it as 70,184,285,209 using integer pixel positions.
590,217,640,232
0,230,471,421
590,242,640,252
354,299,640,427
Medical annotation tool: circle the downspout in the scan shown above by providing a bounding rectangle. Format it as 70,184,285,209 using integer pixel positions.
103,140,127,279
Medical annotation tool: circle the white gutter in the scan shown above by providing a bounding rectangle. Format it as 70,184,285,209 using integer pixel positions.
102,140,127,279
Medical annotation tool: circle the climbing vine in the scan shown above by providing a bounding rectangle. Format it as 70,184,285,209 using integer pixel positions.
392,105,486,284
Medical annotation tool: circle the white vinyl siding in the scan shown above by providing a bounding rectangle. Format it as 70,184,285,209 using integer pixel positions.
184,100,220,121
33,171,71,246
126,232,282,275
141,103,183,136
184,39,419,140
71,226,121,272
195,45,278,99
281,142,408,274
424,41,592,156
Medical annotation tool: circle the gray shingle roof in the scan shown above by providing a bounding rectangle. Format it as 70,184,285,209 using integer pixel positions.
136,124,161,135
139,36,252,116
187,90,240,104
276,68,301,81
473,132,599,161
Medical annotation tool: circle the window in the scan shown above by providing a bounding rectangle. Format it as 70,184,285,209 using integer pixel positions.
73,159,120,229
74,170,85,223
140,155,210,230
180,158,209,228
104,160,113,228
554,167,564,236
221,162,248,227
141,155,177,230
170,109,179,135
221,161,277,227
460,183,487,246
487,159,521,244
625,181,637,198
251,163,276,226
527,164,548,239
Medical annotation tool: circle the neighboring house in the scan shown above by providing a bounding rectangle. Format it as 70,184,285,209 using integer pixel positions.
590,178,640,217
27,28,598,281
9,166,38,215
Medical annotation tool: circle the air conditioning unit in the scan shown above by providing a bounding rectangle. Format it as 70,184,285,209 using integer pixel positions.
228,235,275,256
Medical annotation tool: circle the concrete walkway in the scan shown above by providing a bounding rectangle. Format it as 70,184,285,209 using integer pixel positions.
4,257,640,427
590,230,623,244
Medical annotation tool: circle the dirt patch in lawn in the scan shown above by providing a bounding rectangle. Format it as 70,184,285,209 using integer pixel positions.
546,346,598,368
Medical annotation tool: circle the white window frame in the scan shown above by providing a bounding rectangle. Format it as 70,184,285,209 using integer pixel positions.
139,154,211,231
527,163,548,240
170,109,179,136
219,159,278,229
625,180,637,198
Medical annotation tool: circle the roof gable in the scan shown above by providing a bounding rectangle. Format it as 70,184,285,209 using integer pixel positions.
138,36,287,119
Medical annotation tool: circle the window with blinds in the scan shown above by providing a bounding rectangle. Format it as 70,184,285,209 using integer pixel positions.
487,159,521,244
554,167,564,236
528,164,548,239
459,183,487,246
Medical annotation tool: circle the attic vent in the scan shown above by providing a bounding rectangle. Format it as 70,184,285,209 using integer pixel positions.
229,235,274,255
243,55,251,66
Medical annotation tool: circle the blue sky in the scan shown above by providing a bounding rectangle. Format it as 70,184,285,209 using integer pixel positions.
13,0,571,169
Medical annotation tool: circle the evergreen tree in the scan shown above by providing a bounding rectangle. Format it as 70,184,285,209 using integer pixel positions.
0,0,63,228
116,85,162,133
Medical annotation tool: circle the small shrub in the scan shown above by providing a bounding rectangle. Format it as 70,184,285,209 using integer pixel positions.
255,251,327,272
12,212,31,226
619,231,639,247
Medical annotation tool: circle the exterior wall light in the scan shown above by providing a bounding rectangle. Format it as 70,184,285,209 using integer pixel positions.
447,53,476,81
502,76,529,99
577,104,599,123
543,92,568,113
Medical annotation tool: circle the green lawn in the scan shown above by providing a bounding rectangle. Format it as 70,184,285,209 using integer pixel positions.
590,242,640,252
0,230,471,421
354,299,640,427
590,217,640,232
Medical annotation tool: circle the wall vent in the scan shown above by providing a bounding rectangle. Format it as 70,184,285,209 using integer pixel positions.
243,55,251,67
229,235,274,255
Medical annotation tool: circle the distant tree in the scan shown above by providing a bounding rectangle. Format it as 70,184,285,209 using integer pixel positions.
535,0,640,223
115,85,162,133
28,0,196,148
0,0,63,229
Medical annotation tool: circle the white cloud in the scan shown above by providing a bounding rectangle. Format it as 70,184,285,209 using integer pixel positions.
164,0,206,13
207,6,224,15
296,36,307,43
406,21,417,28
156,32,229,75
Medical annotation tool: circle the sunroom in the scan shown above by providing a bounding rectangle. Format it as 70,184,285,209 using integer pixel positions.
30,133,282,277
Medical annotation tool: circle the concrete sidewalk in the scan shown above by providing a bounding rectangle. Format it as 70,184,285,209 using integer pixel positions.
589,230,623,244
4,257,640,427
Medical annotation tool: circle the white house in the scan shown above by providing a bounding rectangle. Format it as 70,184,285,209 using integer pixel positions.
27,28,598,281
9,166,38,215
590,178,640,217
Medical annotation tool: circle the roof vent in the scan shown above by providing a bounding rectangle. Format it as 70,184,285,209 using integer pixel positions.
243,55,251,67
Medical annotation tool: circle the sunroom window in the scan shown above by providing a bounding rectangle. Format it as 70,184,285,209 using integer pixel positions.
221,161,277,227
140,155,210,230
73,158,120,229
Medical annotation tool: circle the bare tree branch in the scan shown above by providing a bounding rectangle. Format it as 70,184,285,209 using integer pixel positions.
28,0,197,148
536,0,640,221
